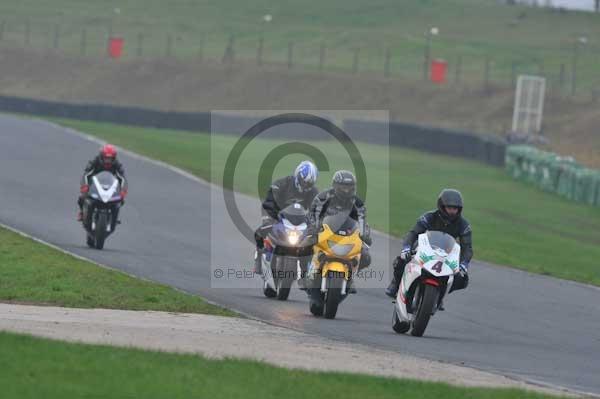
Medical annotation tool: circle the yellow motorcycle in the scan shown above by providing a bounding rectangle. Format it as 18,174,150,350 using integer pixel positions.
308,212,363,319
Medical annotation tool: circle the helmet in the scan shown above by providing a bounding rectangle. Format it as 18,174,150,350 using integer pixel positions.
100,144,117,169
437,189,463,222
294,160,318,192
332,170,356,202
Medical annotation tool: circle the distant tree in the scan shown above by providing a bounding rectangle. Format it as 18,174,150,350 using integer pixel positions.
596,0,599,13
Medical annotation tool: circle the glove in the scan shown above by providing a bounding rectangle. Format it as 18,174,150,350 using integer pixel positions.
400,246,412,261
80,184,89,194
459,263,469,276
120,189,128,199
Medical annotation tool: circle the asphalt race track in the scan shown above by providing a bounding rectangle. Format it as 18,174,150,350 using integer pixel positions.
1,115,599,395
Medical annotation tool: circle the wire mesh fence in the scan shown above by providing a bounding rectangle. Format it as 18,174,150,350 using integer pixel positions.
1,17,599,99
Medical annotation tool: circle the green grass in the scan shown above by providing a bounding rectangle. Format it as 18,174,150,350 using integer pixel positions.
0,0,599,89
51,117,600,286
0,331,561,399
0,225,234,316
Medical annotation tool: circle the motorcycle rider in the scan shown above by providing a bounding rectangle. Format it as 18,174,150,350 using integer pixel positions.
254,160,319,274
77,144,128,222
308,170,372,295
385,189,472,305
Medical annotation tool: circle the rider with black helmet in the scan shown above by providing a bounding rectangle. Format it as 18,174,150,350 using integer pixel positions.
309,170,372,293
385,189,473,301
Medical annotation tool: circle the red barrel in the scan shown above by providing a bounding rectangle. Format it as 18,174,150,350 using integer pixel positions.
107,37,124,59
430,58,447,84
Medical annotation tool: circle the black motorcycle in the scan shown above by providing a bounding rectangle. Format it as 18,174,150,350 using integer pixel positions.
259,203,316,300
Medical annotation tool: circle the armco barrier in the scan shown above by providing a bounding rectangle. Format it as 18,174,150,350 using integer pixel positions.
0,95,506,167
343,119,505,166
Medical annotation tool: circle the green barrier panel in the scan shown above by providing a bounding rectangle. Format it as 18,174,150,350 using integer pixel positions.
574,168,596,204
592,173,600,206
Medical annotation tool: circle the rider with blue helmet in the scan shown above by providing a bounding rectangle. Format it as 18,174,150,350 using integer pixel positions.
254,160,319,274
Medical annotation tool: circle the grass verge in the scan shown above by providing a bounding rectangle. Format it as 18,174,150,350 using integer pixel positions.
0,226,233,316
0,331,561,399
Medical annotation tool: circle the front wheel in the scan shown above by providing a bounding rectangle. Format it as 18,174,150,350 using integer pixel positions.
94,212,108,250
410,284,439,337
324,273,345,319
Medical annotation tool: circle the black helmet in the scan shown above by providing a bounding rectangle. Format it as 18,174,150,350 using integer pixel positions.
437,189,463,221
332,170,356,202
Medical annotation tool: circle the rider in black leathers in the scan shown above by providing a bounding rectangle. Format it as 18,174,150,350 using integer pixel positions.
77,144,127,222
385,189,472,302
308,170,372,295
254,161,319,274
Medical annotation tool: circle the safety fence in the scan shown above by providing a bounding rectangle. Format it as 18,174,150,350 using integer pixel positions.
506,145,600,206
0,94,506,167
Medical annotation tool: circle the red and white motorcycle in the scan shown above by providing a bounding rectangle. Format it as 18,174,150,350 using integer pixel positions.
392,231,460,337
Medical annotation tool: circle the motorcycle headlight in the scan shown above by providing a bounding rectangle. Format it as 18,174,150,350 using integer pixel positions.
287,230,301,245
327,240,354,256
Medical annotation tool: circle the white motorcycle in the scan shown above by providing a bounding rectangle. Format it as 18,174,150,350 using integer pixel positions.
81,171,123,250
392,231,460,337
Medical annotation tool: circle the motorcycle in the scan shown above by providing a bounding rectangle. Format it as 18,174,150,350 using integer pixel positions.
82,171,123,250
392,231,460,337
260,203,315,301
308,212,363,319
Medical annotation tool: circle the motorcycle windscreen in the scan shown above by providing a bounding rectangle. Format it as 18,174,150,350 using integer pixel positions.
426,231,456,254
94,171,119,189
322,212,358,236
279,203,309,225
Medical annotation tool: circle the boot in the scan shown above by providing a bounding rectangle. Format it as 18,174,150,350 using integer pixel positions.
346,279,357,294
77,211,83,222
253,250,263,275
385,277,400,298
438,297,445,311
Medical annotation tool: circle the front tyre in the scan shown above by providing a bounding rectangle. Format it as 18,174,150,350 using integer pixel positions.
410,284,439,337
324,273,344,319
94,212,108,250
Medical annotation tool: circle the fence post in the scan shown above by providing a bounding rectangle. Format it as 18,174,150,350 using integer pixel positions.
318,43,326,71
352,48,359,73
384,48,391,77
484,55,491,93
455,55,462,84
423,33,432,80
136,33,144,57
198,34,205,62
511,61,517,88
80,28,87,55
287,41,293,69
166,34,173,57
257,36,264,66
24,19,30,45
222,35,235,65
571,42,578,95
53,24,60,49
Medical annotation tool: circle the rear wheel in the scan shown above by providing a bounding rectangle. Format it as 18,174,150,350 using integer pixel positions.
392,306,410,334
94,212,108,250
263,280,277,298
410,284,439,337
324,273,345,319
276,279,292,301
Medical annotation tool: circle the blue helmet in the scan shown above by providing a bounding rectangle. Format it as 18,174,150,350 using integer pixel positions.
294,161,318,192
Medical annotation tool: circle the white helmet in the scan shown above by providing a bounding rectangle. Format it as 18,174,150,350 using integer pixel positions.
294,160,318,192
